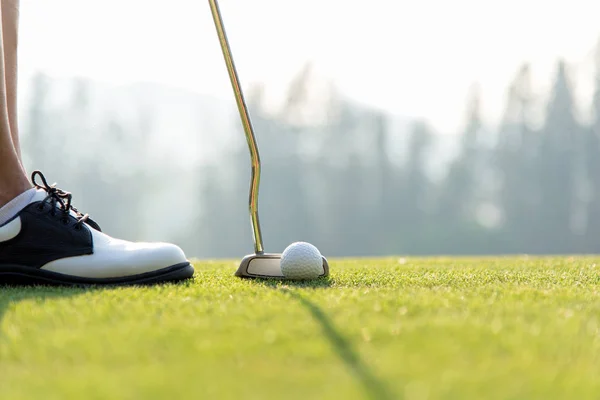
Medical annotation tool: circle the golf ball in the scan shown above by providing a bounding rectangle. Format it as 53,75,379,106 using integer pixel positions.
280,242,323,280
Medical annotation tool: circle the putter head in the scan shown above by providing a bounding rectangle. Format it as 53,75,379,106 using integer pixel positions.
235,253,330,279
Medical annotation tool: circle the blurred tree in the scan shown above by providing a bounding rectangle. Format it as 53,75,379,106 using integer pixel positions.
71,77,91,112
280,63,312,127
194,161,250,257
261,67,315,251
495,64,539,251
373,112,403,254
536,60,582,252
435,84,486,252
191,84,272,257
585,40,600,249
399,120,433,251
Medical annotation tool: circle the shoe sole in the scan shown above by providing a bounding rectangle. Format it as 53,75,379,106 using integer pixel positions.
0,262,195,287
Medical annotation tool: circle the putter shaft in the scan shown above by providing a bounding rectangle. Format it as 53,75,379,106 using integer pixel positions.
208,0,264,254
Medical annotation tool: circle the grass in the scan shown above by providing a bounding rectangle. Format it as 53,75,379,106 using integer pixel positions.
2,256,600,399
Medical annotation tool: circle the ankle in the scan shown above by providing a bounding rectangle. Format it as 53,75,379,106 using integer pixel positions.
0,176,32,208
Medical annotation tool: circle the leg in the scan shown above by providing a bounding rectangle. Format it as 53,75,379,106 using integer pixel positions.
0,0,29,208
2,0,20,158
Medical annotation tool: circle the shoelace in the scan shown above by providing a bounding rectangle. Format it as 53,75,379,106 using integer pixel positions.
31,170,101,231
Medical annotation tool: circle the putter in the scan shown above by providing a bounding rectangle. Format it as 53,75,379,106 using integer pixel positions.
208,0,329,279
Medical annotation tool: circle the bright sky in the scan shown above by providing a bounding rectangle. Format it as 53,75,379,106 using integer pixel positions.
18,0,600,133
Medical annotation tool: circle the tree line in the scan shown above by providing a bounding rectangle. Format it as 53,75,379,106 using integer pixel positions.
21,42,600,258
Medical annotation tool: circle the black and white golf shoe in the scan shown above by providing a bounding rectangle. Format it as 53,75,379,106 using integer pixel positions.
0,171,194,286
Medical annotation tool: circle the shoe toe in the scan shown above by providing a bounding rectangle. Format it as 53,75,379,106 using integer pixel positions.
133,241,188,271
41,229,190,279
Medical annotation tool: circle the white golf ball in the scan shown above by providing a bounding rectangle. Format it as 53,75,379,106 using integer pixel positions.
280,242,324,280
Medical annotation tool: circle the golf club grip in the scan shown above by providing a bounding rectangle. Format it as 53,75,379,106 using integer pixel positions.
208,0,264,254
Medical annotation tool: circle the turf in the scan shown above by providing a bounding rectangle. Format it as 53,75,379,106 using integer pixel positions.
2,257,600,399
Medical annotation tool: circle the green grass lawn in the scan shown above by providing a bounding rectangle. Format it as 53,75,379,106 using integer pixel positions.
2,257,600,399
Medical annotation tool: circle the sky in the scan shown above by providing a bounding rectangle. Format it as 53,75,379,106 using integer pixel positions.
18,0,600,134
